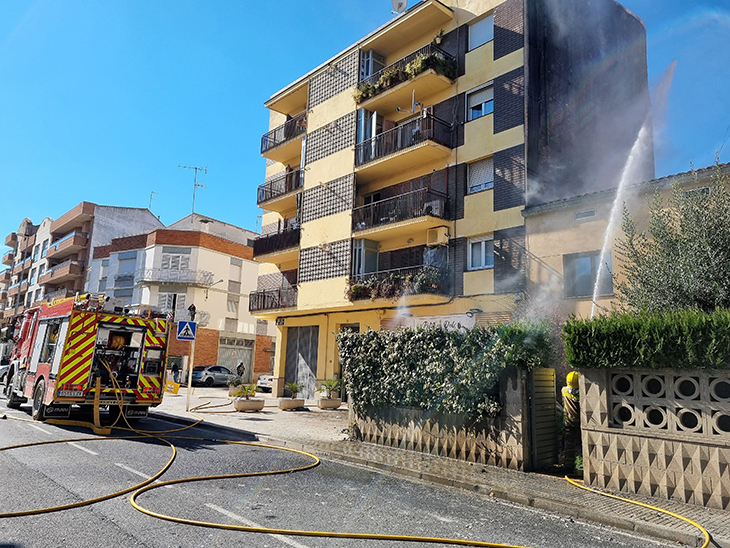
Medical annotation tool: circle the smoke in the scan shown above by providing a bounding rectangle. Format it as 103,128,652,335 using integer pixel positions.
650,60,678,167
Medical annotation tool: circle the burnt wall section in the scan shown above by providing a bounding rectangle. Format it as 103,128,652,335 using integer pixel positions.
433,93,465,148
301,174,355,223
493,225,525,294
494,0,524,60
308,50,359,109
304,111,356,166
525,0,654,207
494,144,525,211
443,163,466,220
299,239,351,283
450,237,467,297
494,67,524,134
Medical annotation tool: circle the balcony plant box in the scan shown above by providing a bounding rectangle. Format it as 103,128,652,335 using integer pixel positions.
279,381,304,410
231,384,265,412
316,378,343,409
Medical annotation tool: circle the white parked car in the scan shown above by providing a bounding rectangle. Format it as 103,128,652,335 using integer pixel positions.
256,374,273,392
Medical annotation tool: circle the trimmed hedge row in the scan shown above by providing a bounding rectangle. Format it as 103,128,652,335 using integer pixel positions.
563,308,730,370
336,321,553,425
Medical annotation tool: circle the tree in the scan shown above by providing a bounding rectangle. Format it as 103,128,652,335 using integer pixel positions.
615,159,730,313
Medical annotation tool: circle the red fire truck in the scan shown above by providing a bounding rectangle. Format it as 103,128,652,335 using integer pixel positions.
3,293,169,421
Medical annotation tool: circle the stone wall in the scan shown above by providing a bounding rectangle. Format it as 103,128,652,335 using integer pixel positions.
352,368,531,470
580,368,730,510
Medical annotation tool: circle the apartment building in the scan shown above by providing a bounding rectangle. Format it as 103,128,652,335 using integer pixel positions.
87,214,275,381
1,202,162,326
251,0,653,398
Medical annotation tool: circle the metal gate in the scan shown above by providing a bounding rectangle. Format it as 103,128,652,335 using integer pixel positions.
218,337,253,381
529,368,557,470
284,326,319,399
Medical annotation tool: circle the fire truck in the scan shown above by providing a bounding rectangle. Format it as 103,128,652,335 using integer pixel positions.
3,293,169,421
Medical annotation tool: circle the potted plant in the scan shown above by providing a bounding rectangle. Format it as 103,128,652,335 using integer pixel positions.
316,378,343,409
232,384,265,412
226,374,245,396
279,381,305,410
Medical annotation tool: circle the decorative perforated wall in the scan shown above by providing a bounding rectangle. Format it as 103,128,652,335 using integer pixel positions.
308,50,359,109
304,112,356,166
301,174,355,223
298,239,351,283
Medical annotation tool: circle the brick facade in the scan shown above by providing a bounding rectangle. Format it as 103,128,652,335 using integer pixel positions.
494,144,525,211
168,324,220,368
494,0,524,60
493,67,524,134
254,334,274,376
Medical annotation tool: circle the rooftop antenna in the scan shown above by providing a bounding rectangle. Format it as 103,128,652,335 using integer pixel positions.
148,190,158,210
392,0,407,14
178,164,207,215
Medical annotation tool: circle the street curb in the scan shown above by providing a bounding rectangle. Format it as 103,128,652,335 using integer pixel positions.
148,412,709,548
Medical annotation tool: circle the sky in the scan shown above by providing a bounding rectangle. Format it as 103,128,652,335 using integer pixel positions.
1,0,729,242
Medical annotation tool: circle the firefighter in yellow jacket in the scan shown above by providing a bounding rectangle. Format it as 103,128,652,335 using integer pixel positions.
562,371,580,473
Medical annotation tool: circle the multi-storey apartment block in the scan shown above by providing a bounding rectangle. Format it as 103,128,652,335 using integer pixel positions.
251,0,654,398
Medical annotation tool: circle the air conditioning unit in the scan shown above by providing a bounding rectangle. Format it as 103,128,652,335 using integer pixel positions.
426,227,449,246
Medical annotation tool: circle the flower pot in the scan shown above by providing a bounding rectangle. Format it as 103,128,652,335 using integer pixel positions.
233,398,265,412
278,398,305,410
317,398,342,409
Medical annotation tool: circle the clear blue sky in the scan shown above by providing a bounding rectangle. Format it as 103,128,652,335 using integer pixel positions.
1,1,728,242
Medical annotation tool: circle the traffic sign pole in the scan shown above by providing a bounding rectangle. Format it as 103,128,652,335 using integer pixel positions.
186,338,196,412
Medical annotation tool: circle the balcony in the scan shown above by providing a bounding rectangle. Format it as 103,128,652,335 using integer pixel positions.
5,232,17,247
0,290,7,304
7,281,28,298
12,257,31,276
354,113,453,182
260,111,307,164
0,269,10,284
46,231,88,260
249,287,298,312
44,288,75,302
256,169,304,212
356,44,456,114
2,251,14,267
252,227,301,264
136,268,215,287
19,233,36,253
51,201,95,237
348,265,447,301
39,260,85,285
353,188,449,240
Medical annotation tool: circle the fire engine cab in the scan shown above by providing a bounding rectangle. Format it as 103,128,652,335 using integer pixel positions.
3,293,169,421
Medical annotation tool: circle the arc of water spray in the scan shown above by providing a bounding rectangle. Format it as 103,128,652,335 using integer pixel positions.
590,120,652,319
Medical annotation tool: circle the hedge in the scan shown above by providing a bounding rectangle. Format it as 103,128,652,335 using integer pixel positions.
563,308,730,370
336,321,553,425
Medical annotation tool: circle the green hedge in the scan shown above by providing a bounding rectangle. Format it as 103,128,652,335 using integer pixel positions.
563,309,730,370
336,321,553,425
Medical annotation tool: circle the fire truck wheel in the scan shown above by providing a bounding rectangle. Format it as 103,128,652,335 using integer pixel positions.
32,380,46,421
5,376,22,409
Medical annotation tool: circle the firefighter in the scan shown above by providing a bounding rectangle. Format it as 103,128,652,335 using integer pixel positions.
562,371,581,473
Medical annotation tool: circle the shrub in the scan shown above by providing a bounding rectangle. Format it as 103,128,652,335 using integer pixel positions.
232,384,257,399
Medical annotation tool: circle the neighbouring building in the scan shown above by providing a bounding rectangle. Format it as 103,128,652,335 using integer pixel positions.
1,202,163,328
250,0,654,398
87,214,276,381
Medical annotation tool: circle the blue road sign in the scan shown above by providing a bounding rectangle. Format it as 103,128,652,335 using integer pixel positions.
176,321,197,341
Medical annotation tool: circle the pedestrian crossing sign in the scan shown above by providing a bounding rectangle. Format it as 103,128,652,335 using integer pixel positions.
177,321,197,341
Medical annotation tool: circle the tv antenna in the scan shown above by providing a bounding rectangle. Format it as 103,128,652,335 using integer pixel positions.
178,164,208,215
148,190,158,210
392,0,407,14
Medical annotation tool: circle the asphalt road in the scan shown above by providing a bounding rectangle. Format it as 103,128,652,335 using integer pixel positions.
1,400,676,548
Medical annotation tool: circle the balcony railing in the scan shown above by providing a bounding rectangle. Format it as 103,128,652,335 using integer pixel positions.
249,287,298,312
257,169,304,204
44,288,75,302
353,188,449,232
355,113,453,166
253,227,301,257
356,44,456,104
260,111,307,154
349,265,446,301
136,268,215,286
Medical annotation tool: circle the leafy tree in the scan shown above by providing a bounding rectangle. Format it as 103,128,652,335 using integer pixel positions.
616,159,730,313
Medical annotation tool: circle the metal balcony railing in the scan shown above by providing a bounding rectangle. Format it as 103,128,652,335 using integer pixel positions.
358,43,456,93
135,268,215,286
355,113,453,166
252,227,301,257
249,287,298,312
257,169,304,204
352,188,449,231
260,111,307,154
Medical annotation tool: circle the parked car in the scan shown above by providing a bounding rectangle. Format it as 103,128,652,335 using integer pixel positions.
256,374,273,392
191,365,234,387
0,363,8,384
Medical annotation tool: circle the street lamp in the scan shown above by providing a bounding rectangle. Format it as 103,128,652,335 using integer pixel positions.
205,278,224,300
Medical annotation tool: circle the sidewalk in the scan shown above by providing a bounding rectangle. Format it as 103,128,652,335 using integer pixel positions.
151,386,729,548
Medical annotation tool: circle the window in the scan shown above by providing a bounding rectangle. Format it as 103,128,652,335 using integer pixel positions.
352,239,379,278
468,236,494,270
117,251,137,279
158,292,186,311
228,280,241,294
224,318,238,332
29,268,37,285
466,85,493,121
40,322,61,363
574,209,596,221
38,264,45,278
32,245,39,262
563,251,613,298
468,14,494,50
41,239,49,258
467,157,494,194
227,296,239,315
161,247,191,270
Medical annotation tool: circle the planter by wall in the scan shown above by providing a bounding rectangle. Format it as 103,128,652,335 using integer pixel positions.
233,398,265,412
317,398,342,409
278,398,305,410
